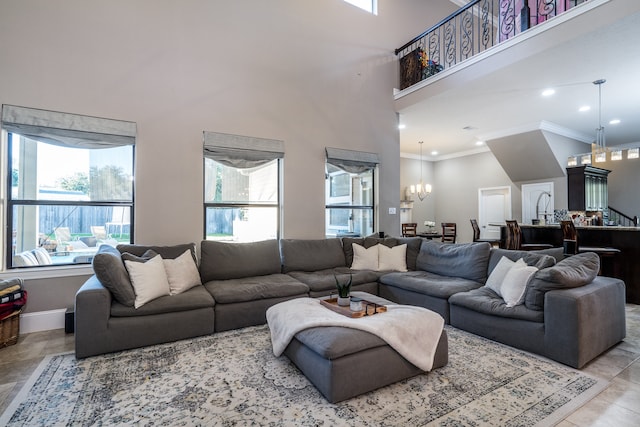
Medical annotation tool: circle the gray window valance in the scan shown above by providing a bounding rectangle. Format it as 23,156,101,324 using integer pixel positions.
1,104,136,148
326,147,379,174
203,131,284,169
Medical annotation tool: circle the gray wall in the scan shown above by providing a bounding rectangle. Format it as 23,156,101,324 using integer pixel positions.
0,0,456,315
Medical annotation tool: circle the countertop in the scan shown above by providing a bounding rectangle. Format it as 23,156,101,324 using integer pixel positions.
489,223,640,231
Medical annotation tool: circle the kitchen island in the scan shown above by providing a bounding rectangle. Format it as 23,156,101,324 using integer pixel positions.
498,223,640,304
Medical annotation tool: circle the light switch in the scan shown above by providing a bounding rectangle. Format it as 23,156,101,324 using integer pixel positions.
388,207,396,215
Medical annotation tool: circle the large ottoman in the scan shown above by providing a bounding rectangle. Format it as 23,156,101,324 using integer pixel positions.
281,292,448,403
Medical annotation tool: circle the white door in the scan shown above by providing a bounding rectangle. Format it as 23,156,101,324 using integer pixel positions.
521,182,554,225
478,187,511,240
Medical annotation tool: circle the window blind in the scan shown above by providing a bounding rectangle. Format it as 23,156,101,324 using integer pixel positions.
203,131,284,169
325,147,379,174
1,104,136,148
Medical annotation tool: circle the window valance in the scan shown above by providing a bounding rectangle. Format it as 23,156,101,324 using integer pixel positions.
1,104,136,148
326,147,379,174
203,131,284,169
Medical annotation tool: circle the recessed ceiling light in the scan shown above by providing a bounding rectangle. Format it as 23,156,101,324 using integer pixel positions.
398,124,406,130
475,141,485,146
579,105,590,112
431,151,438,156
542,88,555,97
609,119,621,125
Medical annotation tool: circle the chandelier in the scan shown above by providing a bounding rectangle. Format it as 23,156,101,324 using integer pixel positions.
411,141,432,201
593,79,607,163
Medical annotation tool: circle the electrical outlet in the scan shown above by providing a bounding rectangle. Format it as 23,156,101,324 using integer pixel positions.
388,207,396,215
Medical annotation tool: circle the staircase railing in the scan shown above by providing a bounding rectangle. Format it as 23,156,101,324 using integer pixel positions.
395,0,589,91
608,206,639,227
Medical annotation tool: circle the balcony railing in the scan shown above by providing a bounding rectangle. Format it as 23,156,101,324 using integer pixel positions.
396,0,589,91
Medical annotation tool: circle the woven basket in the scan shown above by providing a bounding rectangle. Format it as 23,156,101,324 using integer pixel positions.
0,310,21,348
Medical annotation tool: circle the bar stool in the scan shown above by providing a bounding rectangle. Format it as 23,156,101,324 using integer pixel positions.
470,219,500,246
560,220,620,275
505,220,553,251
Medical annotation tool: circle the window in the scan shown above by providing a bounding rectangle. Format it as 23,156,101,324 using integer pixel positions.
344,0,377,15
203,131,283,242
2,105,135,269
325,147,378,238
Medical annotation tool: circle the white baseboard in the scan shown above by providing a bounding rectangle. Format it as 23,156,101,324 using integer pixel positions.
20,309,67,334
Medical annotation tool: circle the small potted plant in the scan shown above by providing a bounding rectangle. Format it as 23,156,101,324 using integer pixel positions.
334,274,353,306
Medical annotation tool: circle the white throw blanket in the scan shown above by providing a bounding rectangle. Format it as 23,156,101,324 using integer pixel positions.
266,298,445,371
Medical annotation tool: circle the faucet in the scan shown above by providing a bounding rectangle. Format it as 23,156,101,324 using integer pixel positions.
535,191,552,223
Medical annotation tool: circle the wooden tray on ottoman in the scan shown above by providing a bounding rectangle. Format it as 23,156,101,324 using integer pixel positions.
320,297,387,318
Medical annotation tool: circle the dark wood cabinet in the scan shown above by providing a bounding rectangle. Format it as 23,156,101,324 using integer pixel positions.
567,166,610,211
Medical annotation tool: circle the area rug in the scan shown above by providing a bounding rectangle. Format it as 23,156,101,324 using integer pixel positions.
0,325,606,426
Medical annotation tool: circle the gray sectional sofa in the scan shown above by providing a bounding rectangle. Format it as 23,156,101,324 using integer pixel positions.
75,236,626,369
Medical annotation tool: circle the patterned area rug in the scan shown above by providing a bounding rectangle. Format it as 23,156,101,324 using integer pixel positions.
1,325,606,426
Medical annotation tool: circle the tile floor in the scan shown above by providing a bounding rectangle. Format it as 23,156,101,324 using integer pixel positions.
1,304,639,425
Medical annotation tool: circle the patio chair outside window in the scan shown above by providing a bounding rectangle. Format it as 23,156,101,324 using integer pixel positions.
106,206,130,238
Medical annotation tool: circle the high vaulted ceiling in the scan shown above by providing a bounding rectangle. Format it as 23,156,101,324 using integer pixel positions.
396,0,640,161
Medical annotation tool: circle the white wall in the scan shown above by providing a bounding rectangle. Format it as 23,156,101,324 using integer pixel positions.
0,0,457,315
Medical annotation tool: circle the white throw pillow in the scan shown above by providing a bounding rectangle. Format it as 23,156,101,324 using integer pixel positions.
501,263,538,307
163,250,202,295
378,243,408,272
351,243,379,270
485,256,518,294
125,254,171,308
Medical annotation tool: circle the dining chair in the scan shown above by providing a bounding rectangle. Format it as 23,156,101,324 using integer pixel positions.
401,223,417,237
441,223,456,243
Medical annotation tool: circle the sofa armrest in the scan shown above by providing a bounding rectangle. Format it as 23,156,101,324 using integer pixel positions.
543,276,626,368
75,275,112,358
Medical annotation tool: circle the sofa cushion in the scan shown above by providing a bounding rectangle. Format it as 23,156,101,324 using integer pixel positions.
449,287,544,323
487,248,556,275
524,252,600,311
351,243,379,270
342,237,420,270
92,244,136,307
416,241,491,283
485,256,518,294
379,270,483,299
163,250,203,295
378,244,408,272
203,274,309,304
124,254,171,308
200,240,281,281
281,239,346,273
110,285,215,317
500,262,538,307
288,268,380,293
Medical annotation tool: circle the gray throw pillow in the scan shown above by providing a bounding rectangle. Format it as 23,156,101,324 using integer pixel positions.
121,249,159,263
341,237,365,267
524,252,600,311
416,240,491,283
116,243,197,263
92,245,136,307
395,237,423,271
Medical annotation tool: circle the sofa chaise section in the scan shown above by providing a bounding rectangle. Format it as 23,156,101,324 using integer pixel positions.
200,239,309,331
449,251,626,368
